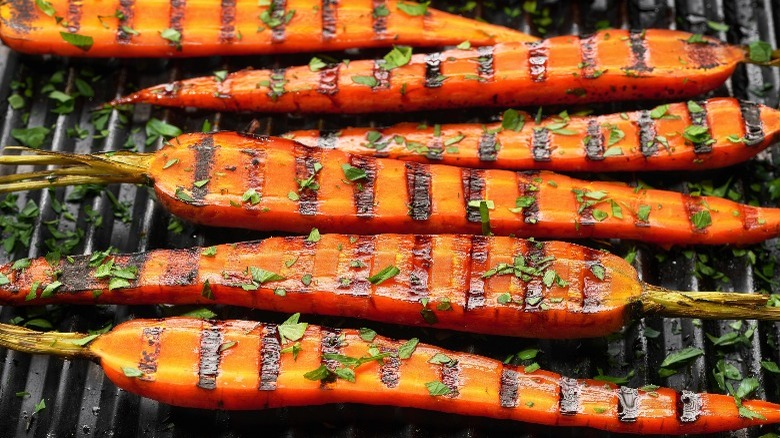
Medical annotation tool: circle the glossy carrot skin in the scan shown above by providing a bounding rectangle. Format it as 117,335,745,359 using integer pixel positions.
0,0,533,57
148,132,780,245
286,98,780,171
114,29,745,113
0,235,641,339
86,317,780,434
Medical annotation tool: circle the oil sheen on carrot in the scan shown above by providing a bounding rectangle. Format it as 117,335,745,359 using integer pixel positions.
0,0,533,57
112,29,746,112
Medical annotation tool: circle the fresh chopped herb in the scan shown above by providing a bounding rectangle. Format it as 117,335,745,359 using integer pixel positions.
368,265,400,285
502,109,525,132
201,279,214,300
590,263,606,281
278,313,308,344
397,1,429,16
686,33,706,44
122,367,144,378
193,179,209,188
397,338,419,359
456,41,471,50
303,365,331,381
687,100,705,114
145,118,182,145
748,40,773,64
35,0,56,16
637,204,651,222
160,28,182,47
180,308,217,319
524,362,540,373
359,327,377,342
40,281,62,298
287,191,300,201
201,247,217,257
175,188,193,202
497,292,511,304
341,163,367,182
383,46,413,70
602,146,624,157
219,340,237,352
11,127,51,149
660,346,704,369
163,158,179,169
213,70,228,82
301,274,312,286
428,353,454,365
281,342,302,360
761,360,780,374
306,228,321,243
707,21,729,32
691,209,712,230
308,57,327,72
373,4,390,17
240,188,261,205
425,381,451,396
60,32,94,51
605,124,625,146
250,267,285,284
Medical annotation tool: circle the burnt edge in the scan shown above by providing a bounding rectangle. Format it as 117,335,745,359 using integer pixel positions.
116,0,135,43
626,30,652,72
162,248,199,287
677,390,702,423
270,0,288,43
320,327,342,388
441,360,461,398
517,171,540,224
581,247,604,312
379,345,400,388
317,64,340,95
346,235,376,297
197,325,223,390
138,326,163,380
372,60,392,89
371,0,388,36
317,130,340,149
523,243,545,311
579,34,599,79
689,101,712,154
169,0,186,35
66,0,82,33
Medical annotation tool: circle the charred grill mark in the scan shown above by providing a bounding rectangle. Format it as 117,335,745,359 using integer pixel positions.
66,0,82,33
461,169,486,223
627,30,652,72
58,255,95,294
409,235,433,299
379,346,400,388
169,0,186,35
349,156,376,218
346,235,376,297
317,130,340,149
466,235,488,311
678,390,702,423
116,0,135,43
559,377,581,415
575,186,596,226
162,248,199,287
637,110,658,157
372,60,391,89
617,387,640,422
440,360,460,398
478,132,498,161
741,205,761,230
424,53,444,88
581,248,604,312
267,68,287,100
405,162,432,221
317,64,340,95
426,136,443,161
532,128,551,162
197,326,223,390
517,171,540,225
123,253,148,290
371,0,388,37
689,101,712,154
192,135,215,203
523,243,545,311
241,148,267,203
739,100,765,146
138,327,163,380
584,119,605,160
270,0,288,43
685,40,720,69
219,0,237,43
477,46,495,81
499,365,519,408
295,145,321,216
259,324,281,391
578,34,599,78
321,0,338,40
684,196,707,234
320,328,342,388
527,41,548,82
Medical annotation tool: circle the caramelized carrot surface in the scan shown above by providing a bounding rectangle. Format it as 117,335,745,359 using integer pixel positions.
113,29,746,113
285,98,780,171
0,0,533,57
1,318,780,434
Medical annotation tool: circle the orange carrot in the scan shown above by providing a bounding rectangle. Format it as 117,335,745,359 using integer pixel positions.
112,29,751,113
0,234,777,339
0,317,779,434
0,0,533,57
284,97,780,171
2,132,780,246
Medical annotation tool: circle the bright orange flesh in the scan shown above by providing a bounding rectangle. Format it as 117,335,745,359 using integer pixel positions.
0,235,640,339
286,97,780,171
146,132,780,246
114,29,746,112
0,0,533,57
88,317,780,434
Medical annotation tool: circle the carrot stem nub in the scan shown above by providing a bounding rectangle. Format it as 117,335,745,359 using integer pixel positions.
640,284,780,320
0,323,97,359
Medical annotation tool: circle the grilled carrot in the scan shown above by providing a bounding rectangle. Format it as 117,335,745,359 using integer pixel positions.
1,234,778,339
0,0,534,58
1,317,779,434
3,132,780,246
285,98,780,171
112,29,752,113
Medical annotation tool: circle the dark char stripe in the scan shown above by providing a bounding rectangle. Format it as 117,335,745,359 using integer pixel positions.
627,30,652,72
409,235,433,299
581,247,604,313
197,326,223,390
685,39,720,70
684,195,707,234
317,64,340,95
192,135,215,202
270,0,287,43
517,171,540,224
219,0,237,43
123,252,149,290
371,0,388,36
349,156,376,218
523,243,545,311
740,100,765,146
372,60,391,89
559,377,581,415
424,53,444,88
499,365,520,408
66,0,81,33
532,128,551,162
59,254,97,294
584,119,605,160
527,41,548,82
116,0,135,43
462,168,486,223
465,235,488,311
741,205,761,230
295,145,320,216
405,162,432,221
441,360,460,398
637,110,657,157
689,101,712,154
346,235,376,297
321,0,338,40
427,136,443,161
320,327,342,388
317,130,340,149
169,0,186,35
379,346,400,388
138,326,163,378
579,34,599,79
678,390,702,423
259,324,281,391
240,148,267,203
617,387,640,422
478,132,498,161
477,46,495,81
162,248,199,287
267,68,287,101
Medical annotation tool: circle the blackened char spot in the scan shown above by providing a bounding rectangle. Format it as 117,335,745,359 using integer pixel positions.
477,46,495,81
578,34,600,79
677,390,702,423
478,132,498,161
637,110,657,157
240,148,267,203
532,128,551,162
58,254,97,294
347,236,375,297
295,145,321,216
461,168,486,223
270,0,288,43
626,30,652,73
465,235,488,311
349,156,376,218
317,64,340,95
317,130,340,149
371,0,388,36
739,100,765,146
684,195,708,234
259,324,281,390
581,248,603,312
427,137,443,161
372,60,391,89
441,361,460,398
321,0,338,40
584,119,604,160
192,135,215,202
379,346,400,388
689,101,712,154
523,244,545,311
559,377,581,415
517,171,540,224
116,0,135,44
219,0,237,43
138,327,162,377
527,41,548,82
499,365,519,408
685,41,721,70
267,68,287,100
162,248,199,287
320,328,342,387
409,235,433,299
121,252,148,290
66,0,82,33
4,0,35,33
197,326,223,390
424,53,444,88
617,387,640,422
169,0,187,34
405,162,432,221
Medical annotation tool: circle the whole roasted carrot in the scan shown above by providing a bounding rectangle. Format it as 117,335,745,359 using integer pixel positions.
0,0,533,57
1,234,778,339
1,317,779,434
2,132,780,246
112,29,756,113
285,98,780,171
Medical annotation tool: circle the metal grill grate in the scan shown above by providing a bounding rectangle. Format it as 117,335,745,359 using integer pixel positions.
0,0,779,436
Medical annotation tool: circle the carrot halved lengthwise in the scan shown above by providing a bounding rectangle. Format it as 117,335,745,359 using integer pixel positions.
1,317,779,434
113,29,757,113
285,97,780,171
2,132,780,246
2,234,779,339
0,0,534,58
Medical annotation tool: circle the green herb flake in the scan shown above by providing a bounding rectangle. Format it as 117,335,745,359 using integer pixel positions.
659,346,704,369
425,380,451,396
278,313,308,344
351,75,378,87
397,1,429,16
306,228,321,243
359,327,377,342
383,45,413,70
691,209,712,230
122,367,144,378
748,40,773,64
590,263,606,281
368,265,400,285
502,109,525,132
397,337,419,359
308,57,327,72
59,32,94,51
341,163,368,182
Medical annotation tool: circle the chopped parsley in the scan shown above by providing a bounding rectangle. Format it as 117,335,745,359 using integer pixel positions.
368,265,400,285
